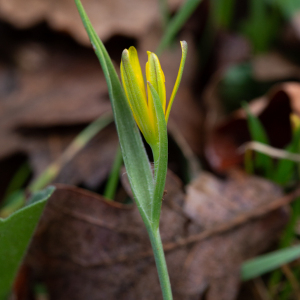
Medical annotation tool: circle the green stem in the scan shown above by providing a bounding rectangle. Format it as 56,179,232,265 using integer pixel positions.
148,227,173,300
103,146,123,200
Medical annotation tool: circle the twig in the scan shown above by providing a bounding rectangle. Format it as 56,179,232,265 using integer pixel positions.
239,142,300,162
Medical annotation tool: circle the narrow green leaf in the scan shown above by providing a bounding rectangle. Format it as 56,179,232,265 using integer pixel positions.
3,162,31,201
213,0,235,29
0,190,26,219
241,0,280,53
272,127,300,185
148,82,168,229
276,0,300,18
241,244,300,281
74,0,154,225
165,41,188,123
0,186,55,299
29,112,113,193
243,103,274,178
156,0,202,55
103,146,123,200
280,197,300,249
158,0,170,28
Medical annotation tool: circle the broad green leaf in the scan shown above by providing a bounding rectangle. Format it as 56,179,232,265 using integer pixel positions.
243,103,274,178
74,0,154,226
0,186,55,299
241,244,300,281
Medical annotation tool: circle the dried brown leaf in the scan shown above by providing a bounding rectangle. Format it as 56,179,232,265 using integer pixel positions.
0,0,184,45
18,170,291,300
27,124,119,189
206,82,300,172
0,44,111,160
181,170,288,300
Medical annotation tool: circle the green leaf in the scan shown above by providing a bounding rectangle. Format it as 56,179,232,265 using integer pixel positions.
156,0,202,55
241,244,300,281
241,0,280,53
0,190,26,219
243,102,274,178
148,82,168,229
275,0,300,18
74,0,154,226
103,146,123,200
212,0,235,29
272,127,300,185
0,186,55,299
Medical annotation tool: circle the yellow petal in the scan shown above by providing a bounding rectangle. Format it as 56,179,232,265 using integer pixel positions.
128,46,147,102
165,41,188,123
146,52,166,112
121,49,155,145
145,60,156,136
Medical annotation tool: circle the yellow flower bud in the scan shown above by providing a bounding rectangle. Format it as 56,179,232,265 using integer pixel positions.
120,41,187,147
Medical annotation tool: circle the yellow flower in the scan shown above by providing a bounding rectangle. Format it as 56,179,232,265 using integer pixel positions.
120,41,187,147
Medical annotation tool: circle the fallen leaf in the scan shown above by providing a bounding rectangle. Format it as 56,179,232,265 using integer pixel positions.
0,42,111,160
18,169,294,300
22,174,190,300
252,52,300,81
27,124,119,190
181,170,290,300
0,0,184,45
206,82,300,172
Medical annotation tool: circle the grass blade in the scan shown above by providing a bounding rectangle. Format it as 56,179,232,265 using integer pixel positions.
242,245,300,281
156,0,202,55
243,103,274,178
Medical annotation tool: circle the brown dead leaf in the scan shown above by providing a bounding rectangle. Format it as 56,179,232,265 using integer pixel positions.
0,0,184,45
181,170,288,300
0,43,111,160
252,52,300,81
206,82,300,172
27,124,119,189
184,170,283,228
19,169,295,300
22,173,190,300
282,11,300,49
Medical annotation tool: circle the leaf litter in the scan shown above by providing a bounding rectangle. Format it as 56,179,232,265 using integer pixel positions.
14,170,299,300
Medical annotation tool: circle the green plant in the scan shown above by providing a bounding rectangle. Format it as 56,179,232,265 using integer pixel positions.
74,1,187,299
0,186,55,299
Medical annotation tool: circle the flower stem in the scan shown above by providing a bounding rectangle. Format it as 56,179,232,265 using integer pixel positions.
147,227,173,300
